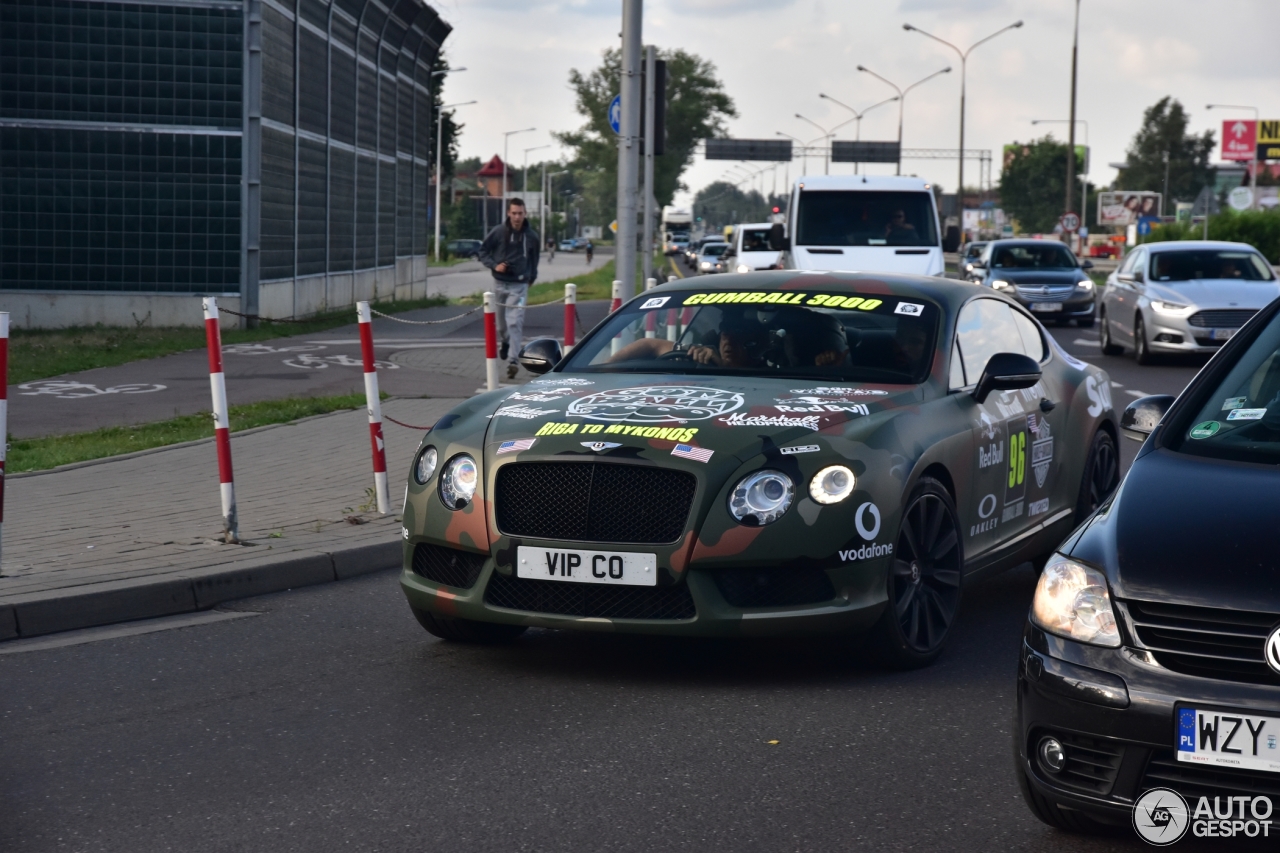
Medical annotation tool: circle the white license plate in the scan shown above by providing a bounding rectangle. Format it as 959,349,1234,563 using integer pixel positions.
1177,706,1280,774
516,546,657,587
1030,302,1064,312
1213,328,1238,341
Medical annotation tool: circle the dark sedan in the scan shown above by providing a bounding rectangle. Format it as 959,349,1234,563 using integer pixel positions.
1015,293,1280,840
969,240,1097,327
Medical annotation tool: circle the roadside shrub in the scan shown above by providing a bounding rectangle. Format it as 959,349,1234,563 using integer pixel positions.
1145,208,1280,262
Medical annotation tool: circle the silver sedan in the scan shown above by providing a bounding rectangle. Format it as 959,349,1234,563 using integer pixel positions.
1098,240,1280,364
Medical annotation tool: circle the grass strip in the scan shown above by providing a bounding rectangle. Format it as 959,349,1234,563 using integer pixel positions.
8,393,376,474
10,296,447,385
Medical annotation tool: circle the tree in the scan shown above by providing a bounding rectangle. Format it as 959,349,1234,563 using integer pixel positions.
692,182,784,232
999,137,1091,233
1116,97,1215,205
556,48,736,226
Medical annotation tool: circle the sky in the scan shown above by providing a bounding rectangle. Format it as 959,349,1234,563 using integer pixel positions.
429,0,1280,217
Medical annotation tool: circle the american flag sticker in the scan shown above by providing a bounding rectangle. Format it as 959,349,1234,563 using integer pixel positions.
497,438,537,454
671,443,713,463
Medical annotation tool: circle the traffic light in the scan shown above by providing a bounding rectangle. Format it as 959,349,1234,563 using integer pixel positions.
772,206,780,214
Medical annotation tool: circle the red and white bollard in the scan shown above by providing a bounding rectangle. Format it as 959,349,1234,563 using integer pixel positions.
202,298,239,543
645,277,656,291
610,280,622,313
666,308,679,341
564,282,577,350
0,311,7,563
357,301,390,515
483,291,500,391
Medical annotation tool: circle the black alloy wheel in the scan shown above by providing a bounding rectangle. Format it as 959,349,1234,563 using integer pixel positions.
1075,429,1120,523
1099,308,1124,355
1134,315,1155,365
867,477,963,669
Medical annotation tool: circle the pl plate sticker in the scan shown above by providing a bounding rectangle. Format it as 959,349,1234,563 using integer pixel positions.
567,385,744,423
1189,421,1220,439
894,302,925,316
639,296,670,309
1227,408,1266,421
1222,396,1248,411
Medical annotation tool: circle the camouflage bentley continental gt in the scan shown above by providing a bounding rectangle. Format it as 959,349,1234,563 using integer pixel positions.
399,271,1121,667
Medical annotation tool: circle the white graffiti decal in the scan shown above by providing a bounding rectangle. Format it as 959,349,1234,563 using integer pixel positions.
283,354,398,370
718,412,822,431
19,381,167,399
532,377,593,386
787,386,889,398
222,344,327,355
567,385,743,424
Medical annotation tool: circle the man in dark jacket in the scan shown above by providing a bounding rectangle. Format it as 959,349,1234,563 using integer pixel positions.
478,198,541,379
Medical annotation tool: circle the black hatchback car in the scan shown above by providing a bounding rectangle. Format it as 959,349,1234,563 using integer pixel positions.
1015,293,1280,835
969,240,1096,327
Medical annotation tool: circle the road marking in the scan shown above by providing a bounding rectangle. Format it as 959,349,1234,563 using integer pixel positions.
306,338,486,346
0,609,262,655
1124,390,1150,398
1073,338,1101,347
1110,381,1123,388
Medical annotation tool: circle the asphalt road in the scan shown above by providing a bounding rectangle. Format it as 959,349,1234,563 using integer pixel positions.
0,565,1196,853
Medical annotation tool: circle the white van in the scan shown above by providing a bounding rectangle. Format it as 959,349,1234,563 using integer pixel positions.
777,175,951,276
726,222,783,273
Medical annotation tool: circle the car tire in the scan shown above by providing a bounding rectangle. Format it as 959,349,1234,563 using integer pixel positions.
410,606,527,643
865,476,964,670
1134,316,1156,365
1099,309,1124,355
1075,429,1120,523
1014,732,1116,835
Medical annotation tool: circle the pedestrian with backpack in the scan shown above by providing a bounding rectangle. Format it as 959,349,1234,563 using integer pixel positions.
478,198,541,379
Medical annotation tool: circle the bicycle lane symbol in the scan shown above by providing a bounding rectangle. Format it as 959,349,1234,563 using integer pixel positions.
18,381,167,400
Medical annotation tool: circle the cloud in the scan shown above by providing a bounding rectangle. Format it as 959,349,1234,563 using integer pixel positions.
898,0,1010,11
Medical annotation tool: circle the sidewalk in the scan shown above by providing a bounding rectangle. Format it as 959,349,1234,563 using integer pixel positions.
0,396,465,640
426,246,613,300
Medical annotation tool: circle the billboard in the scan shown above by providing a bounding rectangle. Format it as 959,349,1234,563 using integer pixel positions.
831,140,900,163
1220,120,1280,161
1098,191,1162,226
1259,120,1280,162
704,138,792,161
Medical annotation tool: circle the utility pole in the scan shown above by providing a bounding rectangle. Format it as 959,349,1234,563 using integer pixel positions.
642,44,656,288
1065,0,1081,229
616,0,642,298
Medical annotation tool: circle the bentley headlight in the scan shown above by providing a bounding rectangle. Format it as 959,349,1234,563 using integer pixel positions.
1031,554,1120,647
729,470,794,525
990,279,1013,290
809,465,855,505
414,446,438,485
736,264,750,274
439,454,478,509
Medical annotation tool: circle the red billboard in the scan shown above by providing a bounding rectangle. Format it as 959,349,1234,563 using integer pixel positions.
1222,120,1257,161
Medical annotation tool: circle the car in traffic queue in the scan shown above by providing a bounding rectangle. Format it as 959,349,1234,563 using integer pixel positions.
445,238,483,260
558,237,590,252
398,271,1120,668
666,231,691,256
1098,240,1280,365
1015,292,1280,834
685,235,719,267
728,222,784,273
695,241,731,274
959,241,988,278
967,239,1097,327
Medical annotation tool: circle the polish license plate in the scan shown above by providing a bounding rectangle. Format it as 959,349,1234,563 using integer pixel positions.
516,546,657,586
1213,328,1237,341
1030,302,1064,312
1177,705,1280,774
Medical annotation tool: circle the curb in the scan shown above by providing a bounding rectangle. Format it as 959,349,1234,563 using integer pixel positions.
0,539,401,642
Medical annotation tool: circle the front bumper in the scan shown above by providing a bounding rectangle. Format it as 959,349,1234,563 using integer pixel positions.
1015,622,1280,825
400,539,890,638
1009,292,1096,321
1145,311,1240,354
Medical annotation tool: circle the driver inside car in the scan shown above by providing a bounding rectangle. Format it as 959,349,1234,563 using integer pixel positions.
607,313,765,367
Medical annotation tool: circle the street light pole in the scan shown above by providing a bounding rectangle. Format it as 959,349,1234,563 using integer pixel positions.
857,65,950,175
904,20,1023,207
434,99,476,262
425,67,463,264
1208,103,1260,210
818,93,898,174
547,169,568,244
523,144,549,195
502,127,536,210
796,114,856,175
1066,0,1081,224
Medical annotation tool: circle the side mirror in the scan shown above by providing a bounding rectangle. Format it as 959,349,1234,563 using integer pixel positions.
517,338,563,375
942,225,961,253
970,261,987,272
972,352,1042,404
768,222,786,252
1121,394,1175,441
1133,268,1145,284
1081,259,1094,270
1115,272,1134,284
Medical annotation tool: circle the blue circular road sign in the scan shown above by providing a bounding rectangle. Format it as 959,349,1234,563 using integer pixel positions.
608,95,621,135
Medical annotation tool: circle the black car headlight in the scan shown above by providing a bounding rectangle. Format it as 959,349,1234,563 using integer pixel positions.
809,465,855,505
439,454,478,510
729,470,794,525
414,446,438,486
1030,553,1120,647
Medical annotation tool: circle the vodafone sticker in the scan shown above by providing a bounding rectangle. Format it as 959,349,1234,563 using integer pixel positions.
894,302,925,316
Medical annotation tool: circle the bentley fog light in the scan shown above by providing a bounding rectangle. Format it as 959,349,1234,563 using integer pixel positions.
1038,737,1066,773
440,454,478,509
414,446,438,485
729,470,794,525
809,465,855,505
1031,554,1121,647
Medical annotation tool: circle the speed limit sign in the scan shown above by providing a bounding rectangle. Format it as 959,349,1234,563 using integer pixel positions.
1060,212,1081,232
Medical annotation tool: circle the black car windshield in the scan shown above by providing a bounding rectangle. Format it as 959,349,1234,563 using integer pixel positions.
741,229,773,251
795,191,938,248
558,289,939,384
700,244,729,257
1169,310,1280,463
990,244,1078,269
1150,250,1275,282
